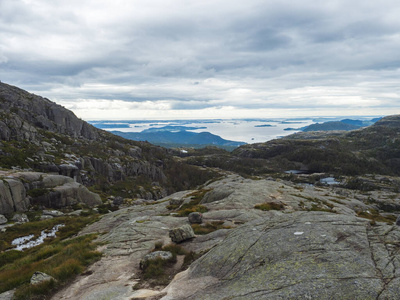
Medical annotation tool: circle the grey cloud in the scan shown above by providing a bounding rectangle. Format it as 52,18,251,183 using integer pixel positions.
0,0,399,117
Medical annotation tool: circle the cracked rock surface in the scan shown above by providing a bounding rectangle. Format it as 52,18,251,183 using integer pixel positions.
49,174,400,299
162,211,400,300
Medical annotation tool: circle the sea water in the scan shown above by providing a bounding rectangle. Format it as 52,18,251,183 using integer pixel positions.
90,118,317,144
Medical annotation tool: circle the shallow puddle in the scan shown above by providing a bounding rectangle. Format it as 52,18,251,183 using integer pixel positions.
11,224,65,251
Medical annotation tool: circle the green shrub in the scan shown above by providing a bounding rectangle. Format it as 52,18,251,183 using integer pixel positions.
191,221,231,235
254,202,284,211
176,205,208,217
142,257,170,281
357,209,396,224
53,258,84,281
27,188,49,198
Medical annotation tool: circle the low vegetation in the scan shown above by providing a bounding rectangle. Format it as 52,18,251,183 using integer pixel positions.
167,189,210,216
356,209,396,224
0,215,101,299
254,202,285,211
191,221,232,235
135,242,199,288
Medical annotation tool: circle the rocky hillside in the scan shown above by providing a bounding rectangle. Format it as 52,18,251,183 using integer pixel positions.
0,82,98,141
0,82,217,210
180,115,400,177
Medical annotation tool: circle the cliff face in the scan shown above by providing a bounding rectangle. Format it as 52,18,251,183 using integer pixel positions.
0,82,98,140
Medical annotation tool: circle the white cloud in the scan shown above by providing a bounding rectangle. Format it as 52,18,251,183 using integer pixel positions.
1,0,400,119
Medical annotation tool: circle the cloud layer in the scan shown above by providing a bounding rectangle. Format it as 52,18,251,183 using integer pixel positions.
1,0,399,119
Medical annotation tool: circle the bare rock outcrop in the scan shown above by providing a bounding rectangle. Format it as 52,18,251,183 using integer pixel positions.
0,214,7,224
0,82,98,140
0,179,28,214
162,211,400,299
50,174,400,300
0,171,101,214
30,271,55,285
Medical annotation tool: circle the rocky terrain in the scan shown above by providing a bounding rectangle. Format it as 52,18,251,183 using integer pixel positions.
1,82,400,299
0,82,217,201
47,174,400,299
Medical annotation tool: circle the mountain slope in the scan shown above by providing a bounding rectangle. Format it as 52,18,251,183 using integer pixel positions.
0,82,98,140
0,82,218,199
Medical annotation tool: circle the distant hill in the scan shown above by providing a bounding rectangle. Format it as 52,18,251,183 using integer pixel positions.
183,115,400,177
301,118,381,132
111,126,246,149
303,121,360,132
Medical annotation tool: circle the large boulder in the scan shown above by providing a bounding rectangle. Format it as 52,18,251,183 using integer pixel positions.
3,179,27,212
11,213,29,223
0,172,102,211
42,175,74,188
0,181,13,214
0,289,15,300
0,179,28,214
49,182,102,208
188,212,202,224
30,272,55,285
0,214,7,225
162,211,400,299
169,224,195,243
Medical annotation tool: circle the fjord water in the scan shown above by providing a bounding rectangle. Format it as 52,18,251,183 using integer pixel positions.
90,118,316,144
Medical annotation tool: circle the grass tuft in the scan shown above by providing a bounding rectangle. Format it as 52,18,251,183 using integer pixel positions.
0,215,102,298
254,202,285,211
168,189,210,217
191,221,231,235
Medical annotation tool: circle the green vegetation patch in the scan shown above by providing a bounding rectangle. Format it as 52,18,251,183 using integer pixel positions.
27,188,50,198
0,215,101,299
168,189,210,217
0,140,39,169
191,221,232,235
357,209,396,224
137,242,199,288
254,202,285,211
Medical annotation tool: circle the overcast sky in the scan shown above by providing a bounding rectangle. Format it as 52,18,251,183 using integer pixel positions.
1,0,400,120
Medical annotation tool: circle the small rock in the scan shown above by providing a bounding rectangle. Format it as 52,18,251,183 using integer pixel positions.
30,271,55,285
68,210,82,216
188,212,203,224
0,214,7,225
113,196,124,206
40,215,53,220
12,214,29,223
396,215,400,226
140,251,173,270
169,224,195,243
43,210,64,217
